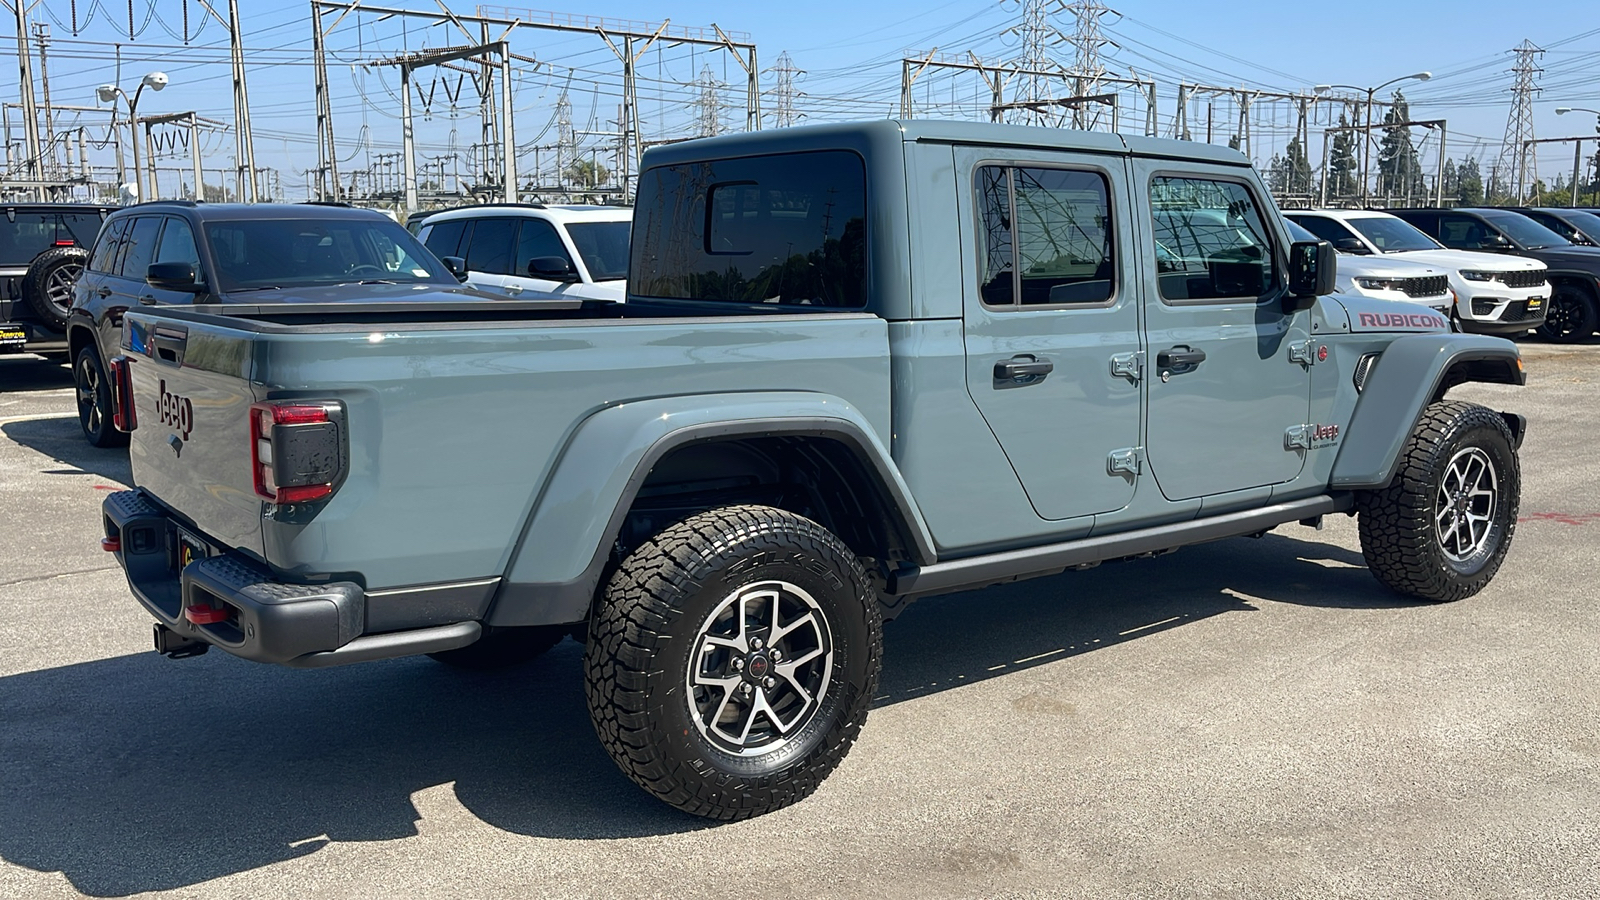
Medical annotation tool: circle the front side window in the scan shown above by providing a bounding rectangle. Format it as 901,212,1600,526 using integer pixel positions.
565,221,630,281
513,219,571,276
1436,215,1490,249
631,149,867,308
153,217,201,272
977,165,1115,307
1150,176,1274,301
1289,215,1362,248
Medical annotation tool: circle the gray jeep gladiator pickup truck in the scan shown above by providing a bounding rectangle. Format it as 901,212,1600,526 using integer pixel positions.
102,120,1526,821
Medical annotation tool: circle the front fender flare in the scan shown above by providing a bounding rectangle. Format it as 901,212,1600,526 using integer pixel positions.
487,392,934,627
1330,334,1523,490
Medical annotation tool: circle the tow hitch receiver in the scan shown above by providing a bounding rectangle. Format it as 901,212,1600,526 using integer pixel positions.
153,622,209,659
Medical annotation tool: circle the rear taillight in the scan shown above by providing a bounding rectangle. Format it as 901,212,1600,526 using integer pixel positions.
250,401,346,505
108,355,136,432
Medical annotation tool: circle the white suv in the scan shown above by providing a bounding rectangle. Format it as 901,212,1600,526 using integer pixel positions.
1287,209,1548,335
1285,219,1452,314
416,204,630,302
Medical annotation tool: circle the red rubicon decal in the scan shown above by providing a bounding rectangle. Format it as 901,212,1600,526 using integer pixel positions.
1356,312,1447,329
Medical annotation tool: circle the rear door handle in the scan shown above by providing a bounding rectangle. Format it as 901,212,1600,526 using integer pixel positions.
1156,346,1207,370
96,286,113,299
138,295,157,305
994,356,1054,383
504,283,523,295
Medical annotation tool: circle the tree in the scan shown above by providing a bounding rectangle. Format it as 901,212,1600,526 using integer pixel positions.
565,158,611,190
1376,90,1425,201
1456,157,1484,207
1327,113,1359,200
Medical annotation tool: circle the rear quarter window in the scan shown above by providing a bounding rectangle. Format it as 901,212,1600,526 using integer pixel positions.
631,149,867,309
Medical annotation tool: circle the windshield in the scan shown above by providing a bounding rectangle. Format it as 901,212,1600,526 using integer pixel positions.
1347,216,1442,253
1480,211,1571,250
0,211,106,265
203,217,452,292
1558,209,1600,242
565,220,630,281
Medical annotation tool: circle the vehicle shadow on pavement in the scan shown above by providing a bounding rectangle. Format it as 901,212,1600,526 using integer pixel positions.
2,416,131,485
0,355,73,391
0,531,1415,896
877,530,1419,705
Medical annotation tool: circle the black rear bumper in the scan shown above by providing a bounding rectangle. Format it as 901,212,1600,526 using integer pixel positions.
102,490,479,666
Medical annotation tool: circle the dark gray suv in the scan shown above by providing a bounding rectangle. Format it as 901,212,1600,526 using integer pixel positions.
67,201,471,446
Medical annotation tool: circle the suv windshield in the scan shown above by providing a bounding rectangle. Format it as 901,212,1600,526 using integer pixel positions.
566,221,630,281
0,211,106,265
204,217,451,292
1347,216,1442,253
1480,211,1570,250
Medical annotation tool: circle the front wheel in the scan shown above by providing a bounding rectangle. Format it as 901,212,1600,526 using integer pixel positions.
584,505,881,820
74,346,127,448
1536,284,1598,343
1356,401,1519,602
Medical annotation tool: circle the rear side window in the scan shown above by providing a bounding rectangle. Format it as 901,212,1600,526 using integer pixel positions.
88,218,128,273
423,219,467,258
1150,176,1274,301
118,216,164,280
464,218,516,275
977,165,1115,307
631,149,867,308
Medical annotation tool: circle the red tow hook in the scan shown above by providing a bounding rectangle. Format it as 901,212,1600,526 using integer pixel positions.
101,536,121,552
184,604,231,625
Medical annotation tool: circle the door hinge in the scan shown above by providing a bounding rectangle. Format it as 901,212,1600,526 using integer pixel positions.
1288,340,1319,367
1109,350,1144,383
1285,423,1341,451
1107,446,1143,476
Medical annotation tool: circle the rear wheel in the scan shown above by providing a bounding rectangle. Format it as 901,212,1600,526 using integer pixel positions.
21,247,87,331
1536,283,1598,343
74,346,127,448
1356,401,1519,602
585,505,880,820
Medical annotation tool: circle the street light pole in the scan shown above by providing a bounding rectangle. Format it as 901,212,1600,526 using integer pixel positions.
1317,72,1430,205
97,71,168,201
1555,107,1600,207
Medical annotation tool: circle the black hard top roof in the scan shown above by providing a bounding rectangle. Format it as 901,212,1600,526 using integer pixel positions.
108,201,391,222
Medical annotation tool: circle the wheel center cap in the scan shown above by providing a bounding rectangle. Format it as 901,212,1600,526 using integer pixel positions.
746,654,771,679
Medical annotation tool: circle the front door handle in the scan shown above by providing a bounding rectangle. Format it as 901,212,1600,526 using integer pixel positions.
994,355,1054,384
504,283,523,295
1156,346,1207,370
138,295,157,305
96,286,113,299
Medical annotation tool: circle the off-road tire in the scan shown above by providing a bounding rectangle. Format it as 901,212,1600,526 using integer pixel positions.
74,345,127,448
1536,282,1598,343
1356,401,1519,602
426,624,566,669
21,246,88,331
584,505,880,820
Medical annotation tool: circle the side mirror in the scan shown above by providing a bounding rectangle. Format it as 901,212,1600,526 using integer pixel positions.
529,255,577,281
146,261,203,293
1285,239,1336,311
440,255,469,282
1478,233,1511,251
1333,236,1370,254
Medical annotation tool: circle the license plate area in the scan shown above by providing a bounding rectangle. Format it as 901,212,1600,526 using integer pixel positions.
0,324,25,348
1526,297,1545,311
173,526,211,573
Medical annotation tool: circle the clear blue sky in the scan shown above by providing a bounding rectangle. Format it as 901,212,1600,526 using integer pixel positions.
8,0,1599,198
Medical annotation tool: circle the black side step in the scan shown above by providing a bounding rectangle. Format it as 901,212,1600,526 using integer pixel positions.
888,494,1353,598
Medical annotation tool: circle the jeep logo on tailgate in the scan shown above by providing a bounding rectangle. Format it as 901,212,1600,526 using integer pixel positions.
158,379,194,440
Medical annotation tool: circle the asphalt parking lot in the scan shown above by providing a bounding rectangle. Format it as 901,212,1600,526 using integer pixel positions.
2,343,1598,900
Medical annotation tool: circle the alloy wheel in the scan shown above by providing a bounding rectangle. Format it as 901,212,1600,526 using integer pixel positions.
1434,446,1497,562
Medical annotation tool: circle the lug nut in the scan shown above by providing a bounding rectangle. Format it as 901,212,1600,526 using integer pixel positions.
751,637,764,650
770,648,782,662
741,683,753,696
763,676,776,689
732,658,744,671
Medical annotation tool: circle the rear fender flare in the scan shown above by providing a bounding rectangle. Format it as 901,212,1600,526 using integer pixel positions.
1330,334,1523,490
488,392,934,627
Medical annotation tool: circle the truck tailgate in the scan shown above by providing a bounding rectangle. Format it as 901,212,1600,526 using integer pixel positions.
123,314,265,557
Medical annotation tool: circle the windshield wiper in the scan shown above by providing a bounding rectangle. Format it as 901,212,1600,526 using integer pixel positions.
227,285,286,294
358,279,398,285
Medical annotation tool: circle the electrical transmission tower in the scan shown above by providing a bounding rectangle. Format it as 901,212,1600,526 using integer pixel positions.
555,92,575,186
1005,0,1066,127
695,64,725,137
769,51,803,127
1065,0,1118,129
1496,39,1543,202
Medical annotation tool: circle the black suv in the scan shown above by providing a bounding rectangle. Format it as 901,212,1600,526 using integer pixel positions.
0,203,115,357
1387,207,1600,342
67,201,473,446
